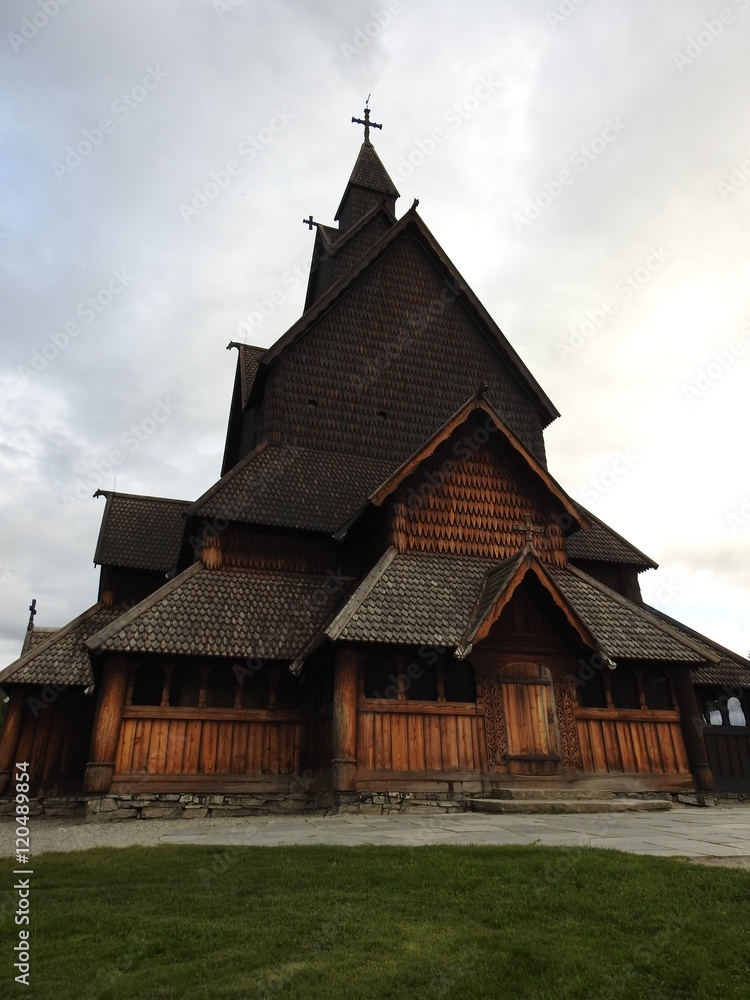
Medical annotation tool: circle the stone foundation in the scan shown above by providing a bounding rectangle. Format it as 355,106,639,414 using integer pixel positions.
1,788,746,821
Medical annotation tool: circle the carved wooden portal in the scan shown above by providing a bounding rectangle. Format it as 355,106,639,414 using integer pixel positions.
482,661,563,776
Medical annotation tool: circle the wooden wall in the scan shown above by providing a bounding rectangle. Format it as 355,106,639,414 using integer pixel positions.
704,727,750,791
357,702,482,773
13,689,94,792
575,709,690,776
111,707,304,792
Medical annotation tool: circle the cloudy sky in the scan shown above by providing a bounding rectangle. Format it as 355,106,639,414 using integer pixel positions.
1,0,749,666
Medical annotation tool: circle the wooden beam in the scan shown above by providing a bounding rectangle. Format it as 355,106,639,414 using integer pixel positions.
331,647,358,791
672,668,714,792
84,657,129,794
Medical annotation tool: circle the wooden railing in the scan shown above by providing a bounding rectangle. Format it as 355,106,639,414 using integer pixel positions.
357,701,482,772
704,726,750,791
575,709,690,774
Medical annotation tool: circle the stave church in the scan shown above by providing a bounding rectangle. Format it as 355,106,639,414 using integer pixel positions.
2,108,749,818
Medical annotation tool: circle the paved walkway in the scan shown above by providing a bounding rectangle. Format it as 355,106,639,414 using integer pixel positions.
3,806,750,862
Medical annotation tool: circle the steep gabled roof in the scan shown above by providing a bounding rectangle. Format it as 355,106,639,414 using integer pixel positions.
86,562,355,661
259,208,559,428
229,342,266,410
334,141,400,222
0,603,123,687
93,491,189,573
188,440,394,533
566,504,657,569
455,550,600,657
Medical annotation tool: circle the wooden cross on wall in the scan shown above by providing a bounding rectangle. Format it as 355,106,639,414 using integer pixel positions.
513,513,546,548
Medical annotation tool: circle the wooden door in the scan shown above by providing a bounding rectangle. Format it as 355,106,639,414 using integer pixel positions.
498,661,561,775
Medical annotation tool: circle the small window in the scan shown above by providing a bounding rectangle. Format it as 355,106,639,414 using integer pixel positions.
727,696,748,727
131,664,164,706
275,668,303,710
644,670,673,711
169,665,201,707
239,666,270,709
610,667,640,710
407,660,438,701
578,670,607,709
364,653,398,699
206,665,236,708
443,661,476,703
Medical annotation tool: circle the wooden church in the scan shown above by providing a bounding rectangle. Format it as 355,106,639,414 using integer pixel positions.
2,110,749,816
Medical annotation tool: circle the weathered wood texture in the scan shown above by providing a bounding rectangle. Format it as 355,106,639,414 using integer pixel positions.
391,435,567,563
575,712,690,775
0,687,28,793
672,668,714,790
1,688,95,793
332,648,358,790
704,728,750,792
114,710,304,777
357,703,481,772
84,658,129,794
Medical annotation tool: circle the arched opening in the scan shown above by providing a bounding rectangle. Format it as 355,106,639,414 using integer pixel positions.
644,670,673,711
130,663,164,706
205,665,236,708
578,670,607,709
275,668,304,710
406,658,438,701
169,664,201,707
364,653,398,699
239,665,270,709
443,660,476,703
610,667,640,710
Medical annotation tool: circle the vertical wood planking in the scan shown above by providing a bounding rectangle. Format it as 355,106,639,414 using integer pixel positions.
424,715,442,771
391,713,408,770
215,722,233,772
183,720,202,773
407,714,425,770
147,720,168,773
199,721,218,773
131,720,152,772
439,716,459,770
230,721,248,773
165,720,186,774
359,713,375,770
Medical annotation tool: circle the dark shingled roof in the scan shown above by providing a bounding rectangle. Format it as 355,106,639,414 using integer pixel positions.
344,141,399,197
94,492,189,573
566,506,657,568
330,549,494,647
0,604,122,687
641,605,750,687
321,550,713,665
232,343,266,409
87,563,355,660
189,442,394,533
550,568,711,663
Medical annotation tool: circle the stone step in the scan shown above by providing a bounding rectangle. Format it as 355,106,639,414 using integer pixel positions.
481,788,673,802
469,798,672,815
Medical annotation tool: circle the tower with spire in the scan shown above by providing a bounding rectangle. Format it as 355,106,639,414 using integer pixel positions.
1,109,748,812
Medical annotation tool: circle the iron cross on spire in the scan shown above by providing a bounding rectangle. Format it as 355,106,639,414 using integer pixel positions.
352,96,382,144
513,513,546,548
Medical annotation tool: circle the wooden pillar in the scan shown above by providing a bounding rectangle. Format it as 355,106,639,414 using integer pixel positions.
84,658,128,795
331,647,358,792
0,687,29,794
673,668,714,792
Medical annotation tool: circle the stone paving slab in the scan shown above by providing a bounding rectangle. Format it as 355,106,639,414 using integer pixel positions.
2,807,749,863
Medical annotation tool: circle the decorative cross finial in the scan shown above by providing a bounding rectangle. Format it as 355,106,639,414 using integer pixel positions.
512,513,546,548
302,215,315,231
27,598,37,633
352,95,382,144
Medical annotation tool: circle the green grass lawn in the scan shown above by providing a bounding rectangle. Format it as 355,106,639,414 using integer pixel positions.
3,844,749,999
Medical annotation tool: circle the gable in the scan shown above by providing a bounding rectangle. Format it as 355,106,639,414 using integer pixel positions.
388,411,571,563
259,234,550,465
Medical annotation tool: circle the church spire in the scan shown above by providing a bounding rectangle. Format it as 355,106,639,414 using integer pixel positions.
335,102,399,231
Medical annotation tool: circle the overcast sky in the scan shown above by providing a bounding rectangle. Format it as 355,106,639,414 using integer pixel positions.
1,0,749,666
